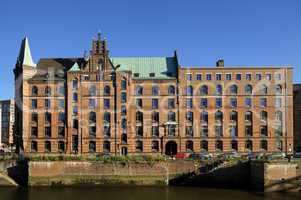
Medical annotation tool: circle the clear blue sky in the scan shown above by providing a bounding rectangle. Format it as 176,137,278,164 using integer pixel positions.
0,0,300,99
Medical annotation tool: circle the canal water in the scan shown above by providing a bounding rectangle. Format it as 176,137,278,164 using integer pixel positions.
0,187,300,200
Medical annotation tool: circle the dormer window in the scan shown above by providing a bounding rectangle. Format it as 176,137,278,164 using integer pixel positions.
149,73,155,77
134,73,140,77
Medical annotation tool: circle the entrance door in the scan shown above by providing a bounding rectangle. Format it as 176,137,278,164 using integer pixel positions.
165,141,177,156
121,147,128,156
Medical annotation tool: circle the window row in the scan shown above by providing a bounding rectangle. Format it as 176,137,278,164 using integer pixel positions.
31,85,65,96
135,85,176,96
184,84,283,96
186,97,283,108
186,72,282,82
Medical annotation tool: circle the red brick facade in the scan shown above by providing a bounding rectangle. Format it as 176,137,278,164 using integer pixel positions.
14,36,294,155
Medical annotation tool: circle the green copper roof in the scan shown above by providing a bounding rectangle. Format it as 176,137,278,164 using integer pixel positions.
69,62,80,71
111,57,178,79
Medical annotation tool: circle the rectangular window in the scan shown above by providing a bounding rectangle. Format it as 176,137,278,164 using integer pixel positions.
58,99,65,109
226,74,232,81
275,98,282,108
45,126,51,137
45,99,51,109
256,74,262,80
152,99,158,109
236,74,241,80
186,73,192,81
216,74,222,81
260,98,267,108
136,99,142,108
104,99,110,109
275,73,281,81
32,99,37,109
149,73,155,77
230,98,237,108
200,98,208,108
168,98,175,109
246,73,252,81
58,126,65,137
121,80,127,90
196,74,202,80
186,98,193,109
89,99,96,109
266,74,272,80
245,98,252,107
31,127,38,137
206,74,212,81
121,92,127,103
216,98,222,108
134,73,140,77
215,125,223,137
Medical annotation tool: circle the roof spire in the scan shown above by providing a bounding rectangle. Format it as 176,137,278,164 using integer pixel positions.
18,37,36,67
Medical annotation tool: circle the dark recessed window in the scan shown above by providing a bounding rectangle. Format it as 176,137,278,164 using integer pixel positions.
149,73,155,77
134,73,140,77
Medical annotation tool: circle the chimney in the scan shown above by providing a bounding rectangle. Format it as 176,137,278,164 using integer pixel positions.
216,59,224,67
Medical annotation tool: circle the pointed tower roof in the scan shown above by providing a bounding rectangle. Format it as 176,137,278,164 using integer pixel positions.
18,37,36,67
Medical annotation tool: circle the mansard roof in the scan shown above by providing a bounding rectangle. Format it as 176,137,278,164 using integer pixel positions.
111,57,178,79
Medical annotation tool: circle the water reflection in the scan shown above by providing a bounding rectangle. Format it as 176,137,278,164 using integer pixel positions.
0,187,300,200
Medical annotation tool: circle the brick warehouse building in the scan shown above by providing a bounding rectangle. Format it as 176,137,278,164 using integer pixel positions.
14,35,294,155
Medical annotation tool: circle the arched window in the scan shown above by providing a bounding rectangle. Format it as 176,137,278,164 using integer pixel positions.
275,84,282,94
103,141,110,152
186,111,193,123
275,111,282,121
200,140,208,152
168,85,175,95
216,84,223,95
31,141,38,152
260,84,268,95
200,111,208,123
245,84,252,94
246,140,253,151
152,140,159,152
230,85,238,94
45,86,51,96
215,111,223,122
104,86,110,96
136,111,143,123
32,86,38,96
230,111,238,121
260,140,268,151
45,141,51,153
135,86,143,96
89,141,96,153
245,111,253,122
260,111,268,122
200,85,208,95
186,140,194,152
103,112,111,124
89,85,96,96
152,86,159,96
186,85,193,96
168,111,176,122
152,112,159,123
89,111,96,124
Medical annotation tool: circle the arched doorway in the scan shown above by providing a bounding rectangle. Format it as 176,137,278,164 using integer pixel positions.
165,141,177,156
121,147,128,156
